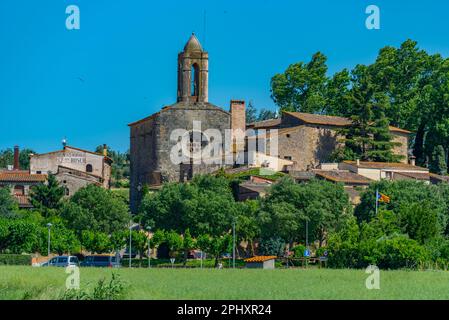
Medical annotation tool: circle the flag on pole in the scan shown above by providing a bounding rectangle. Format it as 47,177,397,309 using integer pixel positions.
377,191,390,203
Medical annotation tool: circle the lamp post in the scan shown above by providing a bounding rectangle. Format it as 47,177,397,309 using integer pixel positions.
146,226,151,269
232,217,236,269
46,223,52,257
129,220,133,268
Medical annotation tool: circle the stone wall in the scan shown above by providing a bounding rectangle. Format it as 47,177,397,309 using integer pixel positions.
276,125,409,171
129,102,231,212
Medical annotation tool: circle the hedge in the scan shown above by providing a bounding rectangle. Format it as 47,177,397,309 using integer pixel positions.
0,254,32,265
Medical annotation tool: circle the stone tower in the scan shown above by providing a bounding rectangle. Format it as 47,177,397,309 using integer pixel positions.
177,33,209,103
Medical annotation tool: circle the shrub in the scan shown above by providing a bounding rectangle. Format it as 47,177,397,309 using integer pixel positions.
292,245,306,258
0,254,31,265
61,273,126,300
258,237,285,256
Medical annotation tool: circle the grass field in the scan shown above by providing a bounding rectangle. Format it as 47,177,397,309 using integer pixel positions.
1,266,449,300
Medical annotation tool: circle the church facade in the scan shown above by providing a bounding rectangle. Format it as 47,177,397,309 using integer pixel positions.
129,34,245,212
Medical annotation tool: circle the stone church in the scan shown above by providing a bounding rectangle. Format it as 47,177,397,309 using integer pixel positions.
129,34,246,212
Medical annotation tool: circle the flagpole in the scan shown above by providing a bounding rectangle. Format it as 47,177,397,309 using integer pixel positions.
375,188,379,215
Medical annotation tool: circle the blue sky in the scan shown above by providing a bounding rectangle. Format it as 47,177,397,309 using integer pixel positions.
1,0,448,153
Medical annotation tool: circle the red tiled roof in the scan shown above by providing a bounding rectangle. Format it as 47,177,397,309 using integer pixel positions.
247,118,281,129
0,171,47,182
343,160,428,171
244,256,277,263
314,170,372,184
393,172,430,181
283,111,411,134
31,146,113,163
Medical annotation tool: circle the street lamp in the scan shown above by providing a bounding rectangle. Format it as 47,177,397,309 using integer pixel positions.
46,223,52,257
146,226,152,269
129,220,133,268
232,217,236,269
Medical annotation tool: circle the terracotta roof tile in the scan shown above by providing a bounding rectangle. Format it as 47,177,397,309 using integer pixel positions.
283,111,411,134
247,118,281,129
314,170,372,184
343,160,428,171
0,171,47,182
244,256,277,263
393,172,430,180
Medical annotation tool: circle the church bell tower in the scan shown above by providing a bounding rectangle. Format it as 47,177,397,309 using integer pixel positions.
177,33,208,103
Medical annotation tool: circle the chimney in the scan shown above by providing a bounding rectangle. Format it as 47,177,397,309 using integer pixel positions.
103,144,108,157
13,146,20,170
230,100,246,154
356,159,360,166
409,156,416,166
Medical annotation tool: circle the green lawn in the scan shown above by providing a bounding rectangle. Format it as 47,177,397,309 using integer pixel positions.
1,266,449,300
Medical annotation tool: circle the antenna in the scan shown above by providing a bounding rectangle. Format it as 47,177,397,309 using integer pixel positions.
203,9,207,48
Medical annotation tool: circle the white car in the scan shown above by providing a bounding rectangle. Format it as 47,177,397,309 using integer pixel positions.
40,256,79,267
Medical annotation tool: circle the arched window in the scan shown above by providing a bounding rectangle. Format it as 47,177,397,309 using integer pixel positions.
86,164,93,173
191,63,199,96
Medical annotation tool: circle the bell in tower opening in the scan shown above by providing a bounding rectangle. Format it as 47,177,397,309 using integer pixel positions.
177,33,209,103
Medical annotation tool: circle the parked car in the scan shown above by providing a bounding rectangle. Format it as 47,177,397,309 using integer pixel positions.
80,255,121,268
41,256,79,267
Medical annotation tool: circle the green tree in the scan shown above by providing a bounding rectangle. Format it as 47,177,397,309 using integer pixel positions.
43,222,80,255
271,52,328,113
0,188,18,218
429,145,447,175
69,184,130,235
197,234,232,267
140,175,236,238
398,202,439,244
259,177,351,246
0,148,36,170
81,230,113,254
257,108,277,121
335,66,402,162
95,146,130,188
164,230,183,258
30,174,65,216
235,200,260,257
181,229,196,264
245,100,258,123
355,180,448,237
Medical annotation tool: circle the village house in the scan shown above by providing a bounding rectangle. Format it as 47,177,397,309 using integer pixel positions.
0,146,47,208
29,144,112,197
247,111,410,171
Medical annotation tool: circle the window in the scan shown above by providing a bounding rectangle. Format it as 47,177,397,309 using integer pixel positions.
286,134,291,138
284,156,292,160
86,164,93,173
36,171,42,174
190,63,199,96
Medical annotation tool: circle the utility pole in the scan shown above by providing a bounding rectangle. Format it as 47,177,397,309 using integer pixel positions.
146,226,151,268
375,189,379,215
129,220,132,268
46,223,52,256
232,218,236,269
